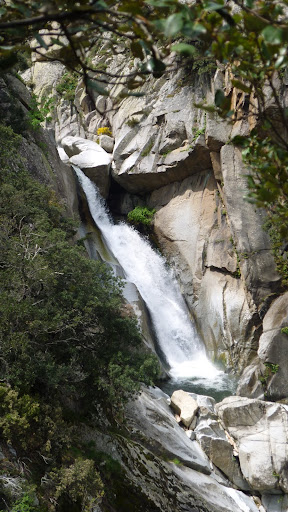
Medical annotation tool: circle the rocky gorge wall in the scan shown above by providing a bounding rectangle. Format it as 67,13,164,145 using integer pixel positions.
25,46,288,401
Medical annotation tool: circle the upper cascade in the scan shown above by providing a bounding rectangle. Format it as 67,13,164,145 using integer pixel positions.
74,165,229,390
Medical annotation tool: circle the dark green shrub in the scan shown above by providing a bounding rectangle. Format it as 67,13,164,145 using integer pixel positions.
127,206,156,226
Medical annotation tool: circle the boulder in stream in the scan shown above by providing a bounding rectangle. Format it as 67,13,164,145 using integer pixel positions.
170,389,199,428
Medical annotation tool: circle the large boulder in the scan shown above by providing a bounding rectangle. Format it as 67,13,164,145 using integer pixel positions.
170,390,199,428
188,392,250,490
216,396,288,493
61,136,111,197
119,387,259,512
112,131,211,194
262,494,288,512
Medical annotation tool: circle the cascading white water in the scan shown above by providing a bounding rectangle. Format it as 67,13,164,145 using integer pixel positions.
74,166,224,383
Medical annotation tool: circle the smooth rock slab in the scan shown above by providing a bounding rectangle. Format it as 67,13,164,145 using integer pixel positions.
112,135,212,194
170,390,199,428
125,387,211,474
262,493,288,512
221,144,280,307
98,134,114,153
216,396,288,493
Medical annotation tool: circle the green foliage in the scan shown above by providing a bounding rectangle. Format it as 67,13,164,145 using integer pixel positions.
264,362,279,375
229,237,241,279
281,327,288,335
191,126,205,142
0,81,29,134
126,117,140,128
28,94,45,130
262,215,288,287
10,493,40,512
0,122,158,402
127,206,156,226
233,133,288,239
48,458,104,511
141,140,154,157
259,362,279,392
170,458,181,465
56,72,78,102
0,385,39,448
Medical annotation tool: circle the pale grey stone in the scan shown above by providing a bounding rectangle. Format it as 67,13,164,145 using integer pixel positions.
98,134,114,153
170,390,199,428
61,136,111,197
205,113,232,152
221,145,281,307
216,396,288,493
261,494,288,512
194,417,250,490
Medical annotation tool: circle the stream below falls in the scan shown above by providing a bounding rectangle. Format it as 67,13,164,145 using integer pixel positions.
74,167,236,401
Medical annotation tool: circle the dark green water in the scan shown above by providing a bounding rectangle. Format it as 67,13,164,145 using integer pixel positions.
160,372,237,403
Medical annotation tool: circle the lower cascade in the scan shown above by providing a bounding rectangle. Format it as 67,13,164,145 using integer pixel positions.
75,167,234,395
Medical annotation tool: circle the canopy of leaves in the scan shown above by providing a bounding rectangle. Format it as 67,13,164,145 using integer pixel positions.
0,0,170,94
1,1,288,228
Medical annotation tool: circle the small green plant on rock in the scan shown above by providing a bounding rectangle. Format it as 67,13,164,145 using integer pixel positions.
141,139,154,157
126,117,139,128
281,327,288,335
56,72,78,102
127,206,156,226
259,362,280,394
229,238,241,279
11,493,40,512
264,362,279,374
28,94,45,130
191,126,205,142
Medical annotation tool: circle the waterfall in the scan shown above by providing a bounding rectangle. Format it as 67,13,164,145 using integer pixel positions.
74,167,223,383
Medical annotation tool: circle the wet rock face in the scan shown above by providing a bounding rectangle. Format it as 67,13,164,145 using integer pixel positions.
151,171,258,370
